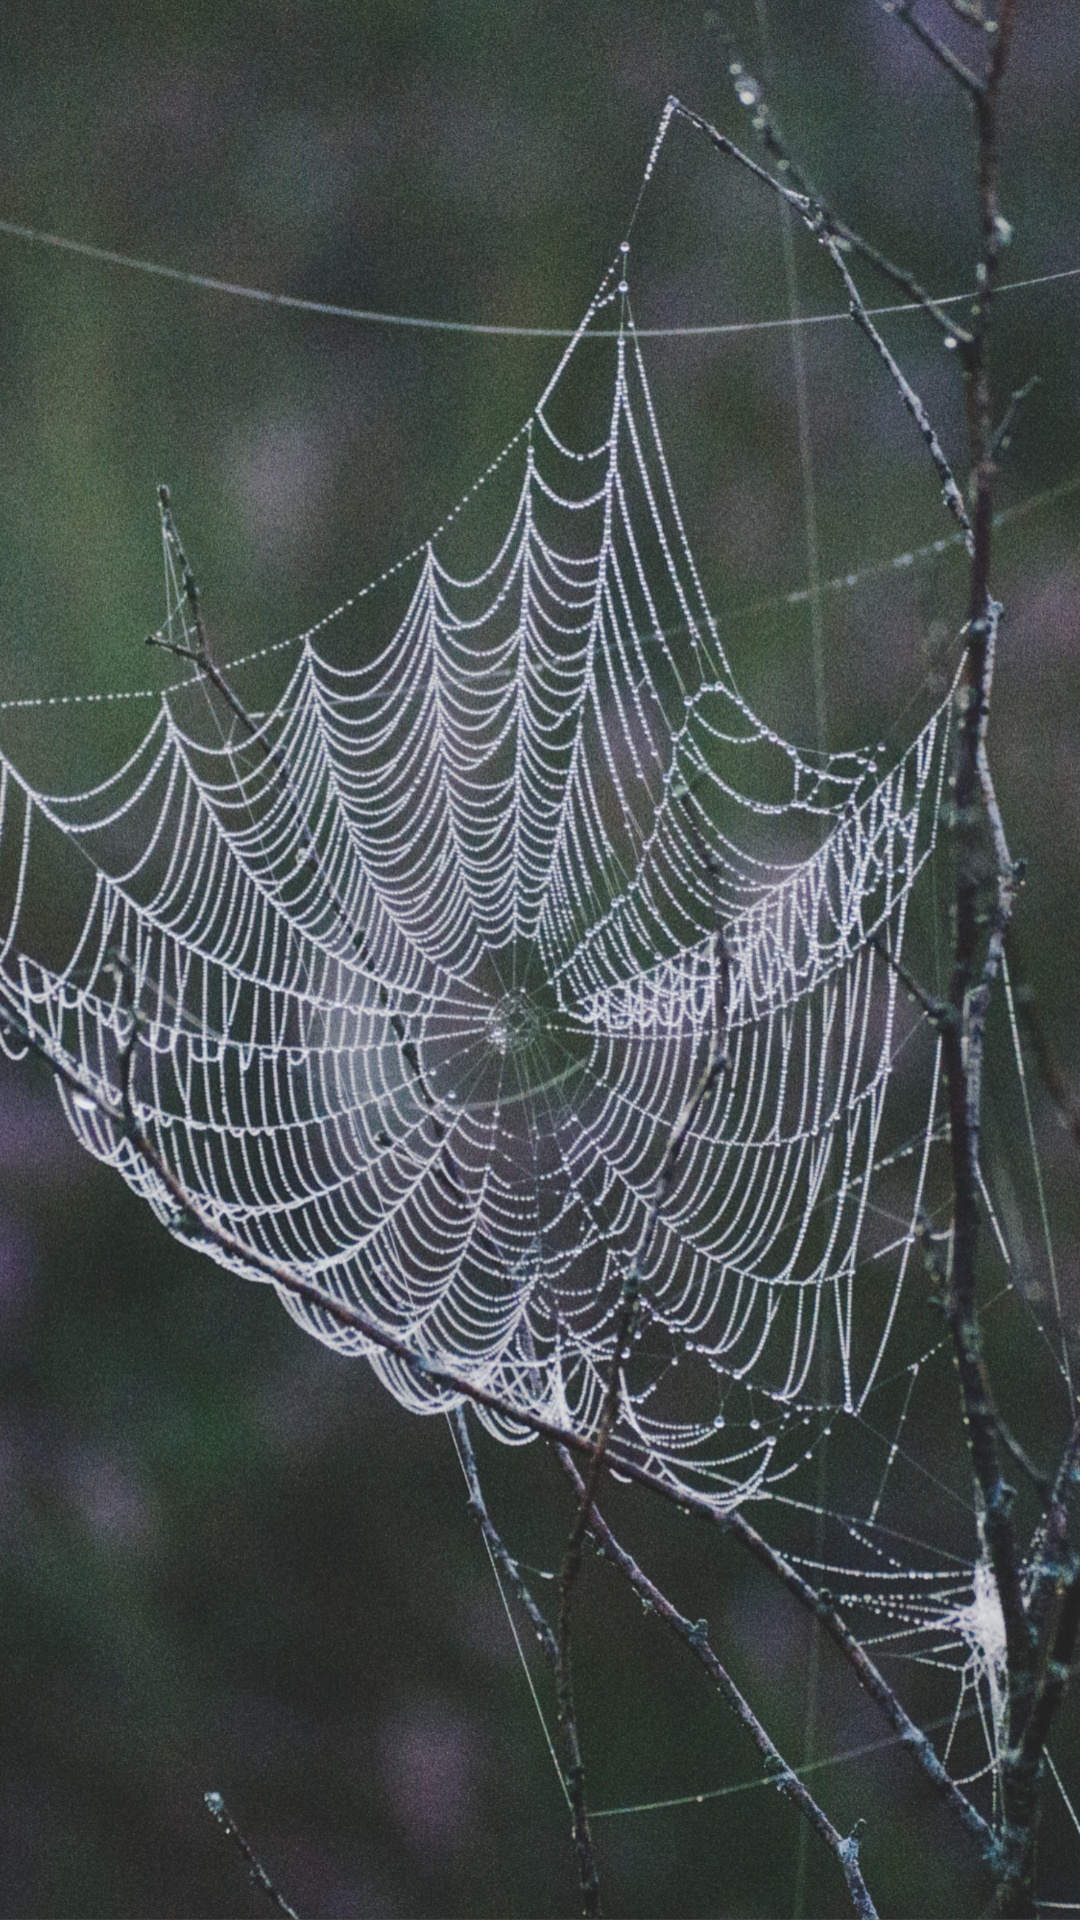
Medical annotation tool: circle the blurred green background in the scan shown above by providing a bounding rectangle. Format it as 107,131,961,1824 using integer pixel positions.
0,2,1078,1914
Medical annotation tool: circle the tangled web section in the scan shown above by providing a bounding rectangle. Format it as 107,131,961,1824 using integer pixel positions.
0,244,1033,1785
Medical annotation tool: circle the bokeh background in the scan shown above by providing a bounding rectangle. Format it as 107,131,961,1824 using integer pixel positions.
0,2,1078,1914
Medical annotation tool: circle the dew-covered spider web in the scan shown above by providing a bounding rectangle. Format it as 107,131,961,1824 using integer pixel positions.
0,251,952,1478
0,182,1073,1809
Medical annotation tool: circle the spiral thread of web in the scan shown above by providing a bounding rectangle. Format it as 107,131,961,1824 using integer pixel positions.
0,258,953,1504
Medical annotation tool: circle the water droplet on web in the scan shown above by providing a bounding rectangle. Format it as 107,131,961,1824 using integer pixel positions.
0,212,971,1603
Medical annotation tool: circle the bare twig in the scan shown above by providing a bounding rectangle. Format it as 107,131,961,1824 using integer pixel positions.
880,2,985,96
554,1275,640,1917
868,0,1073,1907
204,1791,299,1920
670,100,972,535
994,1420,1052,1507
551,925,729,1912
942,0,998,27
453,1407,559,1666
816,226,972,537
721,7,1060,1908
720,1504,994,1857
869,933,956,1027
556,1448,879,1919
151,486,261,745
672,77,1047,1892
1014,1571,1080,1796
1028,1418,1080,1639
991,375,1040,460
454,1410,604,1916
719,55,971,341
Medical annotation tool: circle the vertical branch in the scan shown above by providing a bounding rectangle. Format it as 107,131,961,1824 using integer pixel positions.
554,1277,639,1919
678,10,1079,1906
452,1407,601,1915
881,5,1068,1913
153,485,261,744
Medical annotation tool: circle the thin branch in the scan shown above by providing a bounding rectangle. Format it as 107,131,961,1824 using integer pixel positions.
719,55,971,341
914,1205,951,1306
453,1407,559,1667
817,226,972,537
917,1208,1048,1501
938,606,1026,1718
942,0,999,27
1014,1571,1080,1802
453,1406,608,1909
958,597,1016,1010
556,1448,879,1919
151,485,260,745
995,1420,1052,1507
880,2,985,96
1028,1418,1080,1638
670,100,972,536
869,933,956,1027
552,925,729,1912
720,1505,994,1857
675,92,1041,1886
204,1792,299,1920
554,1276,640,1918
458,1408,603,1918
876,0,1057,1906
670,97,810,210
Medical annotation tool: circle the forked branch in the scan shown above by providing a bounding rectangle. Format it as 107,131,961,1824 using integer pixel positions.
451,1409,603,1915
716,53,971,341
668,99,971,534
556,1448,879,1919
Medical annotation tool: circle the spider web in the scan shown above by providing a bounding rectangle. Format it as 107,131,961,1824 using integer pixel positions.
0,191,1073,1817
0,244,954,1498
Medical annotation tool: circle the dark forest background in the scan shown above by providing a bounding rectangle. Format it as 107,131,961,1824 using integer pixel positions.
0,3,1078,1914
